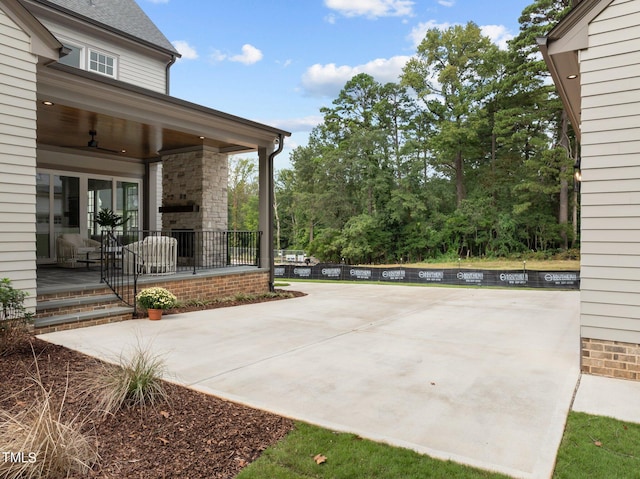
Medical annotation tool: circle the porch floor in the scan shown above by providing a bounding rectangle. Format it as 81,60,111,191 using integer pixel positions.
36,264,263,295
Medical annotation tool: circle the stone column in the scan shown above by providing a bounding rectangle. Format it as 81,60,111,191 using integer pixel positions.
161,146,228,267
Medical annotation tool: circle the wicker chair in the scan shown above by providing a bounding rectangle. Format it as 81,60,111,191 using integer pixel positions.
126,236,177,275
56,234,101,268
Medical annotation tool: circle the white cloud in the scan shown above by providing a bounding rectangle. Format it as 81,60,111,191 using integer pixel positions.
324,0,414,18
301,56,411,97
409,20,514,50
408,20,453,47
229,44,263,65
209,44,263,65
209,49,227,62
172,40,198,60
438,0,455,6
480,24,514,50
267,116,324,133
325,13,338,24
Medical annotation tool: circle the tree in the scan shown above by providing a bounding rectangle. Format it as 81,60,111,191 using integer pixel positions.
402,22,502,206
228,156,258,231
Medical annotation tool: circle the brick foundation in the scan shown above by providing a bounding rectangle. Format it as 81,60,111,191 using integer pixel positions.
36,312,133,335
582,338,640,380
34,270,270,334
137,270,269,302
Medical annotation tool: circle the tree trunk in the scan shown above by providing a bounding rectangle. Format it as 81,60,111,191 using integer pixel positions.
273,186,281,250
559,111,570,250
455,149,465,207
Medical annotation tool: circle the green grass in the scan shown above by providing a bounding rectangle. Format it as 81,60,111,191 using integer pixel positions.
236,422,509,479
237,414,640,479
553,412,640,479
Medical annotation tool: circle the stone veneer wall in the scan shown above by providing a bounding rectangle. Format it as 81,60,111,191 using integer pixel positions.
582,338,640,381
161,147,228,231
161,147,228,266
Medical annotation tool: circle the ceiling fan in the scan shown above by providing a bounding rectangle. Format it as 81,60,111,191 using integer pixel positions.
85,130,122,154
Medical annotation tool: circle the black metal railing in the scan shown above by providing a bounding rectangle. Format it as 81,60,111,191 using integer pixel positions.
101,231,139,314
101,229,261,281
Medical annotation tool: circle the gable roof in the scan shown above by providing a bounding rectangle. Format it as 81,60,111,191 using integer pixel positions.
24,0,178,55
0,0,62,62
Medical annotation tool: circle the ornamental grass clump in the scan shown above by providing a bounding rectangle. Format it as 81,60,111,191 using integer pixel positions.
87,341,169,417
0,371,98,478
135,287,177,310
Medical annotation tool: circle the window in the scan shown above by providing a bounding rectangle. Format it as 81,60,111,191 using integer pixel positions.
59,43,82,68
88,49,116,77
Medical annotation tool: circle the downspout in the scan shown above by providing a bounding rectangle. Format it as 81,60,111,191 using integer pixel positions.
268,134,285,292
165,54,177,95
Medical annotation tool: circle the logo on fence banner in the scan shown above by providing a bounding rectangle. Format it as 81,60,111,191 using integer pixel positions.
321,267,342,278
418,271,444,281
543,273,578,285
350,269,372,280
293,267,312,278
274,267,285,276
382,270,406,280
457,271,483,283
500,273,528,285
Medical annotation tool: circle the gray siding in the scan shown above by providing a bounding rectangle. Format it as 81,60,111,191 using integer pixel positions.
0,7,38,308
39,20,167,93
580,0,640,343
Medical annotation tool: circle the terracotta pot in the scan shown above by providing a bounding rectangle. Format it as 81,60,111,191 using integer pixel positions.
147,308,163,320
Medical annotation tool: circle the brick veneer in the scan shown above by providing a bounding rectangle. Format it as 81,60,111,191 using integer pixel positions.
138,270,269,302
35,270,270,334
582,338,640,380
36,312,134,335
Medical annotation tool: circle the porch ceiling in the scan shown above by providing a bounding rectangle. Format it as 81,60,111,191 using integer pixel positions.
37,103,236,160
36,63,290,161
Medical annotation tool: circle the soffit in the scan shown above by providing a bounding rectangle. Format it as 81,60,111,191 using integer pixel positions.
36,64,290,160
539,0,615,139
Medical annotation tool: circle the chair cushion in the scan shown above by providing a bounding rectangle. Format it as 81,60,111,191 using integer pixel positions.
60,234,84,247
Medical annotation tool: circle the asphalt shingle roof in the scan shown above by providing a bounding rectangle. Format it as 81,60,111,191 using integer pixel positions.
32,0,178,54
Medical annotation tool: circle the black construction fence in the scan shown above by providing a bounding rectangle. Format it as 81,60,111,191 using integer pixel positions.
274,263,580,290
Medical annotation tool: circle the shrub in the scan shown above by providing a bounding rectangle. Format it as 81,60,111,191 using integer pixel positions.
135,287,177,310
87,341,169,417
0,374,98,479
0,278,34,356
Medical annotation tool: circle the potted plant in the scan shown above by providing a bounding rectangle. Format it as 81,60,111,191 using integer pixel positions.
135,287,177,320
96,208,129,233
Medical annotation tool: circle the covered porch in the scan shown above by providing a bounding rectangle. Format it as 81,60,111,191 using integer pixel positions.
32,62,288,328
36,63,288,275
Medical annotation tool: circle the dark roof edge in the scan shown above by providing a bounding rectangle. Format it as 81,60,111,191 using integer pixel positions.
20,0,180,58
546,0,614,39
47,63,291,137
5,0,63,58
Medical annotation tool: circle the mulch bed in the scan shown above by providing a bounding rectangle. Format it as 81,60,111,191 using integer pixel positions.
137,289,307,317
0,291,307,478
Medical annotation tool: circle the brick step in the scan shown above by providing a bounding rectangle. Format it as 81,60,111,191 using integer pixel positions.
35,306,134,333
36,294,123,318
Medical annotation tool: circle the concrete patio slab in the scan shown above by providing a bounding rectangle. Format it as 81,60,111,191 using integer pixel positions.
38,282,580,479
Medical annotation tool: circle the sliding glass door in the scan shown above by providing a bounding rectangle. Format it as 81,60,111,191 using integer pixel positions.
36,170,141,262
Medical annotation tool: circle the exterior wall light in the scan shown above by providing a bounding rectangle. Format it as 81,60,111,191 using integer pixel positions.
574,157,582,182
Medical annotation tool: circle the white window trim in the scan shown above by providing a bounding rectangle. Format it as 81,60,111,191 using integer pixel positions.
58,39,85,69
87,47,119,78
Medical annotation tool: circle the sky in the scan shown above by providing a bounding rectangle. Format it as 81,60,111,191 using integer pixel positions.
138,0,534,170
